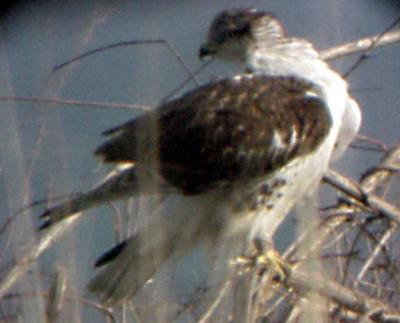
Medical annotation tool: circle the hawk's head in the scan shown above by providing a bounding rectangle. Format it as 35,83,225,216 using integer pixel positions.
199,8,286,63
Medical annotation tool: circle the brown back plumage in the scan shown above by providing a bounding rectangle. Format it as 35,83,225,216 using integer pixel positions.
95,74,331,195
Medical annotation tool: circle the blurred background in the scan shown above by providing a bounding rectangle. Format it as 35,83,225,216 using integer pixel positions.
0,0,399,322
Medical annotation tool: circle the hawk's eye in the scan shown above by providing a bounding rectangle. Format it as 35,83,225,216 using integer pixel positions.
216,24,250,44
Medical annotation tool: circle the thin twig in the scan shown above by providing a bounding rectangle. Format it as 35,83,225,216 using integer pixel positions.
0,215,79,299
52,39,200,87
2,290,117,323
285,268,399,319
353,224,396,290
341,17,400,78
0,95,151,111
198,279,231,323
162,59,213,102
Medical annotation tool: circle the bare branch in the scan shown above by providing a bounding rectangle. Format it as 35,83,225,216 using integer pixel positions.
360,144,400,194
0,95,151,111
323,170,400,225
285,268,400,320
321,28,400,61
2,290,117,323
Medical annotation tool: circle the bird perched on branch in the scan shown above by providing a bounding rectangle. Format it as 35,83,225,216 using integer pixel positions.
40,7,360,304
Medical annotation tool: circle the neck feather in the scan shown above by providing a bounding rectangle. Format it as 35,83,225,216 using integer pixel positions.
247,38,345,91
247,37,349,137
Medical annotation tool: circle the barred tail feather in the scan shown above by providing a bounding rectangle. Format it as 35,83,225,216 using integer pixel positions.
39,166,160,229
87,193,223,304
87,235,175,305
39,192,104,229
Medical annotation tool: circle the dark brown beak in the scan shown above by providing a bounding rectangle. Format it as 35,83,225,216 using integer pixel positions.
199,42,217,60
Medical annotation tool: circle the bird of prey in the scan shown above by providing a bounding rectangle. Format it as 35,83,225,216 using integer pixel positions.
40,8,360,304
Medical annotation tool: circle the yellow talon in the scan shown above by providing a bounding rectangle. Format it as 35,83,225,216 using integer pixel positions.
263,249,290,282
233,243,290,282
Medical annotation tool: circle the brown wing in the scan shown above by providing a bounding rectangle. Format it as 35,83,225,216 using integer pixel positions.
95,74,331,194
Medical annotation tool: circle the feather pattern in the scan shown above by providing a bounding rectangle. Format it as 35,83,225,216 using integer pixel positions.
96,74,331,195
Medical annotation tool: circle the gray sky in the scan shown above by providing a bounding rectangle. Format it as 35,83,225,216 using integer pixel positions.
0,0,399,321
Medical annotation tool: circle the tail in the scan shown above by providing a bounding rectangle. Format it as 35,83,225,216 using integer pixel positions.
39,192,104,230
87,193,223,304
87,234,176,305
40,166,162,229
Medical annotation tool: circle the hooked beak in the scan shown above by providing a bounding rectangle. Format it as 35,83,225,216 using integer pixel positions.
198,42,218,60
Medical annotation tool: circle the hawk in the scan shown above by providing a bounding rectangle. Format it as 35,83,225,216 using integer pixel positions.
40,8,360,304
